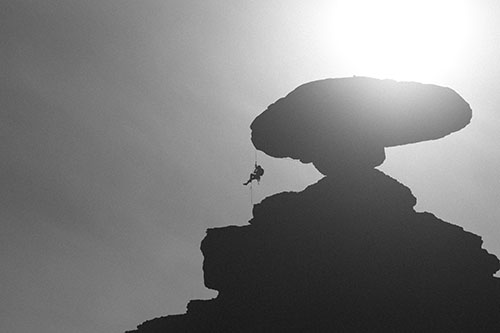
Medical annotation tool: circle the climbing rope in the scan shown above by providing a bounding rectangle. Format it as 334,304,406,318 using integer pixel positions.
250,181,253,205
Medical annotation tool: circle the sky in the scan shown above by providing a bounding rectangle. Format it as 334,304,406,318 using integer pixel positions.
2,1,500,332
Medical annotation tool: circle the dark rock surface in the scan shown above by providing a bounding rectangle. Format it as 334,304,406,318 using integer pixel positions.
127,77,500,332
251,77,472,174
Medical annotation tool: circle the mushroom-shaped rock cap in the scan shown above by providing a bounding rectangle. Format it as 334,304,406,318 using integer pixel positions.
251,77,472,175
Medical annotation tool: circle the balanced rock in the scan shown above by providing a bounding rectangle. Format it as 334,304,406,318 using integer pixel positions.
127,77,499,332
251,77,472,174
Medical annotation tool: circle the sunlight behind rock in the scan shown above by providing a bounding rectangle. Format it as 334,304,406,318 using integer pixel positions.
324,0,478,81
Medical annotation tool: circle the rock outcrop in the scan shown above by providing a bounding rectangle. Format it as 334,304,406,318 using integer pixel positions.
127,77,500,332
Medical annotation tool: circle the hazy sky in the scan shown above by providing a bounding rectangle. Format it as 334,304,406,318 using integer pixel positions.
2,1,500,332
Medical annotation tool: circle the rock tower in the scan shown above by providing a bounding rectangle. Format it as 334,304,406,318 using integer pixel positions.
128,77,500,332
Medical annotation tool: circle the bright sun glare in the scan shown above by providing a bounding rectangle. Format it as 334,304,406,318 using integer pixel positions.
326,0,477,81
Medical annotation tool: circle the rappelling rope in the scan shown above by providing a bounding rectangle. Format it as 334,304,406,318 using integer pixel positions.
250,181,253,205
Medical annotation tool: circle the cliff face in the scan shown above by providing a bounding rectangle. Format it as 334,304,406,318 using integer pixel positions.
128,77,500,332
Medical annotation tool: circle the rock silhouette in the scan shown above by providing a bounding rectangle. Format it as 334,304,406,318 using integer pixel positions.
127,77,500,332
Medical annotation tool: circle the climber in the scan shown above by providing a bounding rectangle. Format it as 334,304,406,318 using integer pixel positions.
243,164,264,185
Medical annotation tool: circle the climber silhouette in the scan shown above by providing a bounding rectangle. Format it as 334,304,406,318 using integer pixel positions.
243,164,264,185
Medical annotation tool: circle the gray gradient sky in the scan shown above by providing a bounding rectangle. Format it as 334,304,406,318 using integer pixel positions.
2,1,500,332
